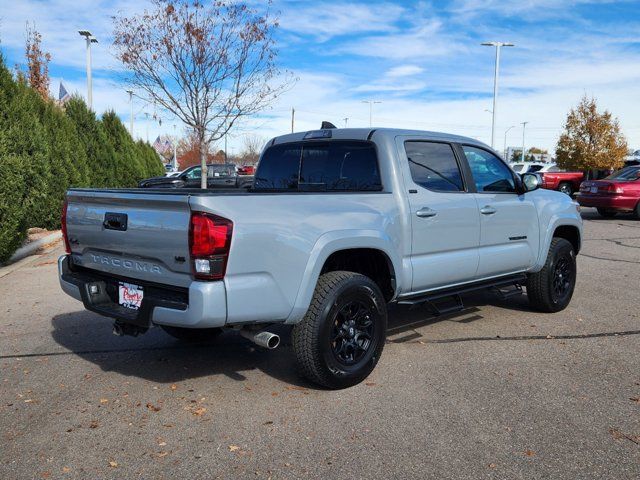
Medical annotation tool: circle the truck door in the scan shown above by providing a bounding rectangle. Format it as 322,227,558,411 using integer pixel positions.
459,145,540,278
399,139,481,292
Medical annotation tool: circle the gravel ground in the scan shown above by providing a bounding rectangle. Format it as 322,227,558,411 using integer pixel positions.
0,207,638,479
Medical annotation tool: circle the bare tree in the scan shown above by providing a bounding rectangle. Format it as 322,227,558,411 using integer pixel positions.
25,23,51,100
239,134,266,164
113,0,291,188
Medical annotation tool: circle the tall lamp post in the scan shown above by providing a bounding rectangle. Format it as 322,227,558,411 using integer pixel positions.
521,121,529,162
481,41,514,149
504,125,515,159
362,100,382,127
78,31,98,110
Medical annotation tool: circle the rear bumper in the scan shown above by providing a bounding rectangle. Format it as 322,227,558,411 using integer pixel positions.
58,255,227,328
577,194,638,210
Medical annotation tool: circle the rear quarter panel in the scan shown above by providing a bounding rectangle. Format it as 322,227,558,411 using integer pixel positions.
189,192,405,324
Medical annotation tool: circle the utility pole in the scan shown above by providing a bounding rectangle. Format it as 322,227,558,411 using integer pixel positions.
144,112,150,143
521,121,529,162
362,100,382,127
343,117,348,128
78,31,98,110
504,125,515,159
481,41,515,149
291,108,295,133
126,90,134,136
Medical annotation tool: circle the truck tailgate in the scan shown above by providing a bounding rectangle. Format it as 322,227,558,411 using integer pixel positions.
66,189,193,288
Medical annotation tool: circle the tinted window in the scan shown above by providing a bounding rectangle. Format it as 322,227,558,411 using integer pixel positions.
527,165,543,173
184,167,201,180
511,164,524,172
208,165,234,177
463,146,516,193
254,141,381,191
405,141,464,192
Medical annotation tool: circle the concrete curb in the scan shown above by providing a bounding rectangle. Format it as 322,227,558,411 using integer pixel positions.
3,231,62,266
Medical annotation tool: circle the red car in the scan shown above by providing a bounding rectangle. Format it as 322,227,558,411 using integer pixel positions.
577,166,640,218
540,170,585,195
238,165,256,175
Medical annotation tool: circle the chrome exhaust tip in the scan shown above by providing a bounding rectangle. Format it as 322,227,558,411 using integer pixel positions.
240,329,280,349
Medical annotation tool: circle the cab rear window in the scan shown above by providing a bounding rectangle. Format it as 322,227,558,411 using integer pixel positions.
254,141,382,191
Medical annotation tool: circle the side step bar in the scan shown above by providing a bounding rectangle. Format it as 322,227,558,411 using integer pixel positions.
397,273,527,314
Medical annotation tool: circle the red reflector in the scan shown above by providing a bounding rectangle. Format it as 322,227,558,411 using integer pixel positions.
61,199,71,254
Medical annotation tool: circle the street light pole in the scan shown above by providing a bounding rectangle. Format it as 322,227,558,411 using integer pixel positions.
78,31,98,110
481,41,514,149
126,90,134,136
362,100,382,127
521,121,529,162
504,125,515,159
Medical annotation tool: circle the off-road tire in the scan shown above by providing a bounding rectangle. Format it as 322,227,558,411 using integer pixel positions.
527,238,576,313
634,202,640,220
597,207,617,218
292,271,387,389
160,326,222,342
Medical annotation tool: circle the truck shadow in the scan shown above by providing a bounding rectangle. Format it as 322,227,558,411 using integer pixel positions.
50,293,516,387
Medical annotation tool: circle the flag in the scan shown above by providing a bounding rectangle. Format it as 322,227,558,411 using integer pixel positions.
58,82,70,103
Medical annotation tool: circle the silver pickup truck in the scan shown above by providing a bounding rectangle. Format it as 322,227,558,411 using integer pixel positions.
59,128,582,388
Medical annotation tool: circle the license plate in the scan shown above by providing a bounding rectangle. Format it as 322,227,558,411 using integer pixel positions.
119,282,144,310
590,186,598,193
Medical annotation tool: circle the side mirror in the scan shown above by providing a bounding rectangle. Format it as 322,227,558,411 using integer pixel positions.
522,172,542,192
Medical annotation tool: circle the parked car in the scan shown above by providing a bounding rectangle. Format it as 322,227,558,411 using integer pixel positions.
509,162,545,173
577,165,640,218
138,164,253,189
238,165,256,175
540,169,585,195
59,127,582,389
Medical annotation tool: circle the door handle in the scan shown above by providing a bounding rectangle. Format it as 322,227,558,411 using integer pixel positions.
416,207,438,218
480,206,497,215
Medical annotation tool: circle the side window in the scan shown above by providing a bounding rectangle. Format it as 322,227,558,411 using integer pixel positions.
527,165,543,173
185,167,201,180
463,146,516,193
405,141,464,192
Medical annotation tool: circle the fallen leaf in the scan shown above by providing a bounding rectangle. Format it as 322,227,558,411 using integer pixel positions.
40,471,51,478
630,397,640,404
146,402,161,412
156,452,168,458
285,386,308,392
365,382,376,387
99,398,108,404
170,384,177,391
62,467,71,473
192,407,206,416
89,420,99,429
228,445,240,452
524,450,536,457
158,442,167,446
263,421,273,425
488,463,497,469
109,461,118,468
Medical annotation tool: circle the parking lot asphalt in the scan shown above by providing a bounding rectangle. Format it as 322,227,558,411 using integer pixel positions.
1,207,638,479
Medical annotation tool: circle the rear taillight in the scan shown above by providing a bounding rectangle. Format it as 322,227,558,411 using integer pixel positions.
189,212,233,280
599,184,624,195
61,199,71,254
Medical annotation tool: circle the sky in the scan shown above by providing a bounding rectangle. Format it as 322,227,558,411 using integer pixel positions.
1,0,639,157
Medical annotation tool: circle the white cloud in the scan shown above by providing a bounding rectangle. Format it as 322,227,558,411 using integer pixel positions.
277,2,405,40
386,65,425,77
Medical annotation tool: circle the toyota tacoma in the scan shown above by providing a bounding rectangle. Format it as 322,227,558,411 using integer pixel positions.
59,128,582,389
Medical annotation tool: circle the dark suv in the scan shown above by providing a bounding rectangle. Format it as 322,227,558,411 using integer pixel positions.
138,164,253,189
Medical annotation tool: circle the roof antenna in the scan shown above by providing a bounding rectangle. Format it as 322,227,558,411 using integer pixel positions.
321,121,337,129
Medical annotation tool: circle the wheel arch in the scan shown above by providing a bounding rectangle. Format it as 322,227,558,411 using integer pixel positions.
285,231,402,324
